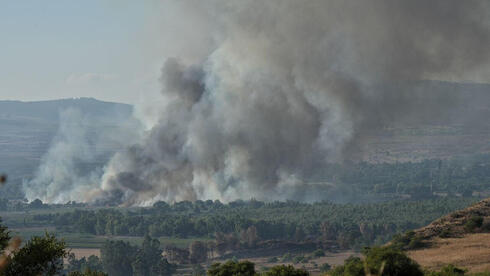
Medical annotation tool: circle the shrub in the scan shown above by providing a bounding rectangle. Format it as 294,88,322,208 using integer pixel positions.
464,216,483,232
292,255,305,264
425,264,466,276
319,263,331,273
438,229,451,238
282,253,293,262
263,265,308,276
208,260,255,276
312,249,325,258
366,247,423,276
392,231,425,250
267,257,278,263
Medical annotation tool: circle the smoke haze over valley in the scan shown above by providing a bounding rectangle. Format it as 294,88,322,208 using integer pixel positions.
9,0,490,206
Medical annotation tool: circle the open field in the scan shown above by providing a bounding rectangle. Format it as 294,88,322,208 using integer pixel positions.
9,227,210,250
408,233,490,273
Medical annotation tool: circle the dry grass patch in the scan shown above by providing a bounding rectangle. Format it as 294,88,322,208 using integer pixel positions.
408,233,490,273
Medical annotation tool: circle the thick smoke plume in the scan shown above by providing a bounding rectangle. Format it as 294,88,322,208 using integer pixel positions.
24,108,142,203
29,1,490,205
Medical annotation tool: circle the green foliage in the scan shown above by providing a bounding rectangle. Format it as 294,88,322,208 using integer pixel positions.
267,257,278,263
320,263,332,273
464,216,483,232
100,235,176,276
363,246,423,276
293,255,305,264
101,240,137,276
189,240,208,264
207,260,256,276
282,253,293,262
34,197,476,250
192,264,206,276
424,264,466,276
312,249,325,257
66,253,104,273
263,265,309,276
391,231,424,250
0,219,10,254
331,247,423,276
329,256,364,276
4,233,68,276
68,268,108,276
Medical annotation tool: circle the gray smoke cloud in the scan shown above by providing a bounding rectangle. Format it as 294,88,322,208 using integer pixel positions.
35,1,490,205
23,108,142,203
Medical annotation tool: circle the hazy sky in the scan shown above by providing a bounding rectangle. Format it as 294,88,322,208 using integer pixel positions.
0,1,168,104
2,1,490,105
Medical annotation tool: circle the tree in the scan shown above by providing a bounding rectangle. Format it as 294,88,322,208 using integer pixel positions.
0,219,10,254
464,215,483,232
328,256,364,276
319,263,331,273
189,241,208,263
131,234,176,276
263,265,309,276
246,226,258,248
101,240,137,276
29,199,44,209
208,260,255,276
4,233,68,276
363,247,423,276
66,253,104,274
192,264,206,276
151,258,177,276
425,264,466,276
68,269,108,276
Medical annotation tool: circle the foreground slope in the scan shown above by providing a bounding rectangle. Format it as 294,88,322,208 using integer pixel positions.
407,198,490,272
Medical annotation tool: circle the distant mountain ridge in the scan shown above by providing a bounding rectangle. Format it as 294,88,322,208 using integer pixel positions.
0,97,132,123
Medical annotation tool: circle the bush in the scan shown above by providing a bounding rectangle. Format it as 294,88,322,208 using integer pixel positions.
267,257,278,263
319,263,331,273
282,253,293,262
292,255,305,264
481,221,490,232
328,256,363,276
464,216,483,232
392,231,424,250
425,264,466,276
312,249,325,258
263,265,308,276
363,247,423,276
208,260,255,276
438,229,451,238
328,247,424,276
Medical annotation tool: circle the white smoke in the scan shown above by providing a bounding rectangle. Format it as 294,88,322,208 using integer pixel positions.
23,108,142,203
25,0,490,205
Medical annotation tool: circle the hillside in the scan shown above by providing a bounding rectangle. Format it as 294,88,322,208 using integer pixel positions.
406,198,490,272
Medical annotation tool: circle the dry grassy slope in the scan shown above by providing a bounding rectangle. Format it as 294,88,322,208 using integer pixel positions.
414,197,490,239
407,198,490,272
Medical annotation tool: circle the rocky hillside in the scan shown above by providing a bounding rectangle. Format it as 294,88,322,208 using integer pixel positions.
414,197,490,239
404,198,490,272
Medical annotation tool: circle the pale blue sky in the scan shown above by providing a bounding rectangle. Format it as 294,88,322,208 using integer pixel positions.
0,1,166,104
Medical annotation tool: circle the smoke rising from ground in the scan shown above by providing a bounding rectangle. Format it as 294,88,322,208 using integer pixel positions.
27,1,490,205
23,108,142,203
